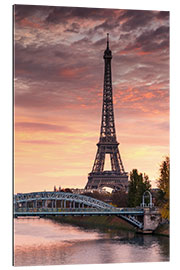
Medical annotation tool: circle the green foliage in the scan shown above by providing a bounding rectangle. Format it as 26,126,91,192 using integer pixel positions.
128,169,151,207
157,156,169,194
156,156,170,220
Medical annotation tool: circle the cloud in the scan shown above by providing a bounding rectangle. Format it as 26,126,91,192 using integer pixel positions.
45,6,118,25
19,140,60,145
120,25,169,55
135,26,169,52
93,38,106,47
15,42,74,82
156,11,169,20
14,4,44,22
119,10,155,31
59,66,88,78
94,19,120,31
15,122,73,132
64,23,80,33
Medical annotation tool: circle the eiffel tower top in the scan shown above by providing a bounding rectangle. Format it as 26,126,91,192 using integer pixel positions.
99,33,117,145
104,33,112,59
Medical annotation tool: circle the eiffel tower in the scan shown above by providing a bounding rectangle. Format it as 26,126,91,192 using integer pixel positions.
85,34,128,191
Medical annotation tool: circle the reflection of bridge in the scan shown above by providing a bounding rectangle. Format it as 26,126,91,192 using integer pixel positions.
14,191,161,233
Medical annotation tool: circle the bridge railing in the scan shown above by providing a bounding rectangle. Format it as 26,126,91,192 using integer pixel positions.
115,207,144,212
14,208,114,213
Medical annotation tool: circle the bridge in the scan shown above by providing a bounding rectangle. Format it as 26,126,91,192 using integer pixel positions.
14,191,161,233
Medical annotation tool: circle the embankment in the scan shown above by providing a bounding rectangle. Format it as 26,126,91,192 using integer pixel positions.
154,223,169,236
49,215,136,232
48,215,169,236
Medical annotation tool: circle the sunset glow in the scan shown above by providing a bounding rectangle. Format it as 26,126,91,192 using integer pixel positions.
14,5,169,193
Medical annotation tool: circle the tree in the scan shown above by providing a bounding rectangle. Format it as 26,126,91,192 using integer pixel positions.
64,188,73,193
128,169,151,207
156,156,169,220
111,190,128,207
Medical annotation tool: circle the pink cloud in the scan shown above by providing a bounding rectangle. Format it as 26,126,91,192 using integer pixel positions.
59,66,87,78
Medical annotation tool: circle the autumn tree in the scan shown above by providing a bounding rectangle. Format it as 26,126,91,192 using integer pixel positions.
128,169,151,207
156,156,170,220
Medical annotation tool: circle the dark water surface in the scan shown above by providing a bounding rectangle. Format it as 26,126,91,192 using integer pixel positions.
14,217,169,266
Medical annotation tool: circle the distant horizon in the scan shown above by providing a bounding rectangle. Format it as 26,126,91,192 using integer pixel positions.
14,5,169,194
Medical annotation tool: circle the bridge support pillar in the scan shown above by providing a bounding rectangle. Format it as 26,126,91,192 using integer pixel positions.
141,207,161,233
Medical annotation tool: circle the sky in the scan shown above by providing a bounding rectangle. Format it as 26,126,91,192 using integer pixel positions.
14,5,169,193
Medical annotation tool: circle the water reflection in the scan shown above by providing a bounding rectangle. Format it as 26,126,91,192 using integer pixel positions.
14,218,169,266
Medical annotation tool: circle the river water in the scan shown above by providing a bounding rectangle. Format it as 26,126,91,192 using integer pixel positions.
14,217,169,266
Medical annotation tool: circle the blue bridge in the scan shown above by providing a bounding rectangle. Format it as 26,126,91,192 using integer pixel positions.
14,191,161,233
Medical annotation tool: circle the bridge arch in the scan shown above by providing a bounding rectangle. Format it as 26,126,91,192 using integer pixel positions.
14,191,116,210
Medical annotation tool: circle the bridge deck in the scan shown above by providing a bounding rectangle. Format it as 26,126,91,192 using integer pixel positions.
14,209,144,217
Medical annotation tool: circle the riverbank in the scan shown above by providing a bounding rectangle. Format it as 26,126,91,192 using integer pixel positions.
49,215,136,233
154,223,169,236
48,215,169,236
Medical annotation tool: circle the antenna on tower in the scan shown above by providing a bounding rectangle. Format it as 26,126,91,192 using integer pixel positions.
107,33,109,49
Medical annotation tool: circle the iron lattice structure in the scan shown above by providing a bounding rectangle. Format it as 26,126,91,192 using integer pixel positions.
85,34,128,191
14,191,115,210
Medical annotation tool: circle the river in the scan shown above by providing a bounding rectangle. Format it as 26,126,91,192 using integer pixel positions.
14,217,169,266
